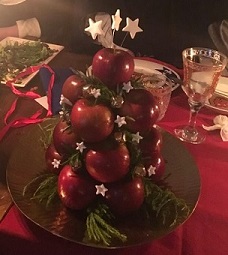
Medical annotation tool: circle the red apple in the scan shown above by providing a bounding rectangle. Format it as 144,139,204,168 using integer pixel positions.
58,165,96,210
70,98,114,143
139,126,163,156
53,119,80,155
92,48,135,90
62,74,85,104
143,151,165,182
105,177,145,216
85,141,130,183
45,143,64,174
118,89,159,133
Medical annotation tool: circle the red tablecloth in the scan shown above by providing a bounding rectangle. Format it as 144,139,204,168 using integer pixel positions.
1,90,228,255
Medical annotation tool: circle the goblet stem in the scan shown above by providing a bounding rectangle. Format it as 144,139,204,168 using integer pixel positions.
174,99,205,144
187,99,203,130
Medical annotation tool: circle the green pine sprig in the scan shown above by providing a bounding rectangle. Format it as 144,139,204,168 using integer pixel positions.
23,173,58,207
143,179,190,227
84,203,127,246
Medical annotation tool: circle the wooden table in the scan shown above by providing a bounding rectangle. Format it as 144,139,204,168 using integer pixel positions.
0,51,93,220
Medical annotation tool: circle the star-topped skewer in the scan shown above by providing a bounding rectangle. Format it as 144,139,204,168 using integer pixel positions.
85,18,104,40
122,18,143,39
112,9,122,32
85,8,143,48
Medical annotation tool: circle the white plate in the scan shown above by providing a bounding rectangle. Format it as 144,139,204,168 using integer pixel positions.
87,59,182,91
0,37,64,87
205,76,228,114
133,59,181,91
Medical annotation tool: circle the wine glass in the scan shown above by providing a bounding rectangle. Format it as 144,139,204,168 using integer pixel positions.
174,47,227,144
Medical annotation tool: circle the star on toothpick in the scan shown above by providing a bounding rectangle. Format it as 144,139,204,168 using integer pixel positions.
52,159,61,169
147,165,156,176
95,184,108,197
85,18,104,40
90,88,101,98
115,115,126,127
123,81,133,93
112,9,122,31
76,142,86,153
122,17,143,39
132,132,143,143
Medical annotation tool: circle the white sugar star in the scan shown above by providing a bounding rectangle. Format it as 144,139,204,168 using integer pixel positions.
76,142,86,153
115,115,126,127
85,18,104,40
52,159,61,169
147,165,156,176
59,111,64,117
123,81,133,93
112,9,122,31
95,184,108,197
122,17,143,39
90,88,101,98
132,132,143,143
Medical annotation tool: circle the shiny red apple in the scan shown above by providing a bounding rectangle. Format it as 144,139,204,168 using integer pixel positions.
105,177,145,216
92,48,135,90
85,141,130,183
45,143,64,174
139,126,163,156
118,89,159,133
53,118,80,155
143,151,165,182
58,165,96,210
62,74,85,104
70,98,114,143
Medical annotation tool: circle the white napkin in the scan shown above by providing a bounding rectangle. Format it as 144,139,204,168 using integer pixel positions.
202,115,228,141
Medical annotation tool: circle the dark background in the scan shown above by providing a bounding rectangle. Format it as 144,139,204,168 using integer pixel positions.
0,0,228,68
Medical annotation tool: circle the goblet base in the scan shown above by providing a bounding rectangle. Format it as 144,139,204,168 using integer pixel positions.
174,126,205,144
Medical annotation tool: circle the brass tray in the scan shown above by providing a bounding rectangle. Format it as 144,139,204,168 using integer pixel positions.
6,119,201,249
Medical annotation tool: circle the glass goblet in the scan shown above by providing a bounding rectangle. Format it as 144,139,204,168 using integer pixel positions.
174,47,227,144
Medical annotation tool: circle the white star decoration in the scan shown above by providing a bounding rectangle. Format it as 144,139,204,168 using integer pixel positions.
59,111,64,117
112,9,122,31
95,184,108,197
115,115,126,127
123,81,133,93
85,18,104,40
90,88,101,98
147,165,156,176
52,159,61,169
132,132,143,143
76,142,86,153
122,17,143,39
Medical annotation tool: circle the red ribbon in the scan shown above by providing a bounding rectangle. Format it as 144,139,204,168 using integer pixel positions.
0,64,55,141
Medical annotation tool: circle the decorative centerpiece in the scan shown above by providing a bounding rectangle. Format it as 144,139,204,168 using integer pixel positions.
23,9,190,247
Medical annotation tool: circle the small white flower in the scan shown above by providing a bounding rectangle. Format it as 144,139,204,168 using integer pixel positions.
95,184,108,197
147,165,156,176
90,88,101,98
76,142,86,153
132,132,143,143
123,81,133,93
114,115,126,127
52,159,61,169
